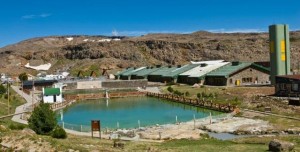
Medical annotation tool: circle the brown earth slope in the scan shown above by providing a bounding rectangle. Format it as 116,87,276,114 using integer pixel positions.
1,31,300,76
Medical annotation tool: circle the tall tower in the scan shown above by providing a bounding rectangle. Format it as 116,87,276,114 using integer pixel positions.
269,24,291,84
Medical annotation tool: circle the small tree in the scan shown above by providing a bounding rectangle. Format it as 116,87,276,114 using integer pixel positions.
51,126,67,139
197,93,201,99
167,86,174,93
28,103,57,135
18,73,28,82
0,84,6,94
185,91,190,97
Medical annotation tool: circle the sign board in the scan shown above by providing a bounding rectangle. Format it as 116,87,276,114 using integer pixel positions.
91,120,101,138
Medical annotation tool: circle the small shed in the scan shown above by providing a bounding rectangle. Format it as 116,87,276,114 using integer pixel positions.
275,75,300,97
42,87,63,103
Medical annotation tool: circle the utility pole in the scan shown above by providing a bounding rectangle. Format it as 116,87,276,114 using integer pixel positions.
32,79,34,109
7,81,9,114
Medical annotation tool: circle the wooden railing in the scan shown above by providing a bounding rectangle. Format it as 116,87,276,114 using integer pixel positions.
64,91,146,101
146,92,237,113
50,99,75,111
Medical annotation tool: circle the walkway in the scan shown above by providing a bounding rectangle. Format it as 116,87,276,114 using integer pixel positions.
11,85,39,124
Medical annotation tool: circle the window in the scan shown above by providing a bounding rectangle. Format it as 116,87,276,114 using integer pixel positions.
292,83,298,91
242,77,253,83
280,83,286,90
229,79,233,84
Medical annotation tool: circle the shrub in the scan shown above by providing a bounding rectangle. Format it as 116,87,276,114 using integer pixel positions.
167,86,174,93
185,91,190,96
0,84,6,94
167,82,176,86
18,72,28,82
9,122,26,130
28,103,57,135
174,90,183,96
197,93,201,99
51,126,67,139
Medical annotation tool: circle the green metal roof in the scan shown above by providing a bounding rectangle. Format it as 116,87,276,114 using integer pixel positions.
115,67,135,76
132,67,161,77
162,64,200,78
122,67,146,76
149,66,178,76
206,62,252,78
251,63,270,74
44,88,60,96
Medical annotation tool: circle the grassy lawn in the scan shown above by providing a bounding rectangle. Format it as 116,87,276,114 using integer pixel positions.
254,115,300,130
0,85,26,127
161,85,242,105
158,138,266,152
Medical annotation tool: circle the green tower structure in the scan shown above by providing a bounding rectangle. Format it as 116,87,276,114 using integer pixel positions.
269,24,291,85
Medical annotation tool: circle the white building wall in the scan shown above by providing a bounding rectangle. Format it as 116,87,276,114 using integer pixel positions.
77,80,102,89
42,88,63,103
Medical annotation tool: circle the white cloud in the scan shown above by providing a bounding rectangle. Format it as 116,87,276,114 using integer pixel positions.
22,13,51,19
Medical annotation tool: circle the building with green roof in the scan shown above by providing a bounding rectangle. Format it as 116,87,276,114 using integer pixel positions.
205,61,270,86
147,66,177,82
160,64,200,83
42,87,62,103
130,67,161,80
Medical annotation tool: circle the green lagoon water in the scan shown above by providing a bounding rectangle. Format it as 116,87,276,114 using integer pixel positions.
57,97,222,129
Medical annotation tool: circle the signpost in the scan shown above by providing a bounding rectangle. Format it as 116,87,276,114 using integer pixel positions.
91,120,101,138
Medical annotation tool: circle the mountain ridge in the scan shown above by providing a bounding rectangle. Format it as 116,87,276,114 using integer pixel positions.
1,31,300,76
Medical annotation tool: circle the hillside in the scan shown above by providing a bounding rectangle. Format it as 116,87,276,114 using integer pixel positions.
1,31,300,76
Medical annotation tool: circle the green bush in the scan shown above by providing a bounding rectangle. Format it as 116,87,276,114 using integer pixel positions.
167,82,176,86
174,90,183,96
19,72,28,82
0,84,6,94
8,122,26,130
28,103,57,135
197,93,201,99
185,91,190,96
51,126,67,139
167,86,174,93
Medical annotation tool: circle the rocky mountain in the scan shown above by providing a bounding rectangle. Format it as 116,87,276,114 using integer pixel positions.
1,31,300,76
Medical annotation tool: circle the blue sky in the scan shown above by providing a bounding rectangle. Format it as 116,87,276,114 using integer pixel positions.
0,0,299,47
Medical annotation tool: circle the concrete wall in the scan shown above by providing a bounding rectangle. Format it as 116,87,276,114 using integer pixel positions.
77,80,102,89
102,80,147,89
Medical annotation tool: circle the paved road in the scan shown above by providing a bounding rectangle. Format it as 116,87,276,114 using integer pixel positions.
11,85,39,124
